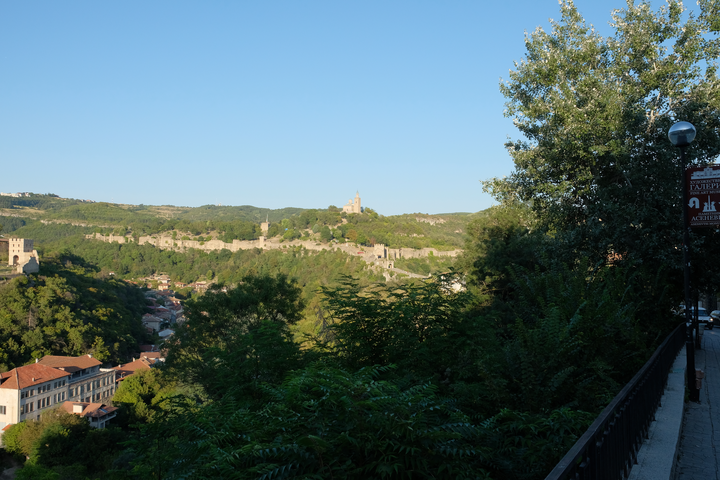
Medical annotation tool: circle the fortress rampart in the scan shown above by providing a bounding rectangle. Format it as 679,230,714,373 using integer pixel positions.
85,234,263,252
85,234,462,263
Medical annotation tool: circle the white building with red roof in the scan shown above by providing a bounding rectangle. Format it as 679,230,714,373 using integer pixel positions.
0,362,71,428
0,354,123,439
37,355,115,403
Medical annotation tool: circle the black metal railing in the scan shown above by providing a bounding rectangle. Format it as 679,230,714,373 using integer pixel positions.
545,323,686,480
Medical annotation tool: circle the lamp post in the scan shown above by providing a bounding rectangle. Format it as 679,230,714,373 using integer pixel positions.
668,121,699,402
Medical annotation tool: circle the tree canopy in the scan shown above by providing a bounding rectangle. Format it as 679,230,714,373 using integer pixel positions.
487,0,720,275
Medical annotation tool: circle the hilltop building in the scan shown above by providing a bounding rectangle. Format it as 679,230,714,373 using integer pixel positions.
260,215,270,234
7,238,40,274
0,192,31,198
342,192,362,214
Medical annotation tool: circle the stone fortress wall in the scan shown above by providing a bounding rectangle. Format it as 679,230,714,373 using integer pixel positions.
85,234,264,252
83,192,462,272
86,233,461,262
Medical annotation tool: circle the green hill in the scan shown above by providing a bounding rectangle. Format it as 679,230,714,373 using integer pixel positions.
1,193,484,251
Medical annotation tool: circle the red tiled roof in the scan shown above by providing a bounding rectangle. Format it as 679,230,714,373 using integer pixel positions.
37,355,101,370
61,402,119,419
112,358,153,373
0,363,71,390
138,352,163,359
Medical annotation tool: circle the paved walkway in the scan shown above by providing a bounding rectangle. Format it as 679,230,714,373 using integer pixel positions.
675,328,720,479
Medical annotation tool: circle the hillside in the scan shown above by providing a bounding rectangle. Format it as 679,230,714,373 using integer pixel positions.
0,253,151,369
0,193,484,252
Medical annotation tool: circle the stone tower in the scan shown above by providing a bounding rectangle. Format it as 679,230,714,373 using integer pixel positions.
8,238,39,273
260,215,270,234
354,191,361,214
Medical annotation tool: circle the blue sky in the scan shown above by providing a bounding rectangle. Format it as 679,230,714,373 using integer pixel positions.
0,1,688,215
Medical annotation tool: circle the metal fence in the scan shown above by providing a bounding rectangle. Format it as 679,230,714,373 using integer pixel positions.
545,323,686,480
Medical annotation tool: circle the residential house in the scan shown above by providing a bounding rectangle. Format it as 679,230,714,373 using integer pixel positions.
153,306,173,321
142,313,163,332
61,402,118,429
158,328,175,340
137,352,165,362
111,358,154,384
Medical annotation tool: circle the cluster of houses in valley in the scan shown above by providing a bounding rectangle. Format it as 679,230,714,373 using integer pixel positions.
125,274,208,295
141,277,185,339
0,346,166,442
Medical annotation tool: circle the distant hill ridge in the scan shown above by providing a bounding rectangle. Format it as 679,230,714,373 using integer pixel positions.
1,193,486,251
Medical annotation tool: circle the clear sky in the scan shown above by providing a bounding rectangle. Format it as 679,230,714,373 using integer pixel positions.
0,1,690,216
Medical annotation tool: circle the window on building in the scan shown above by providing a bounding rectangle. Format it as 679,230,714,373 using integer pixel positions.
0,406,6,414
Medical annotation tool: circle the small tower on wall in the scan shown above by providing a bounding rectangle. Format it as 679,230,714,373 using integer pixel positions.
260,215,270,235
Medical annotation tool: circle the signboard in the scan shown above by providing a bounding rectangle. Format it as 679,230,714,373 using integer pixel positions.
687,165,720,227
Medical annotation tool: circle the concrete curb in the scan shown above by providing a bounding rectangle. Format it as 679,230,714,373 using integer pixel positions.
628,351,686,480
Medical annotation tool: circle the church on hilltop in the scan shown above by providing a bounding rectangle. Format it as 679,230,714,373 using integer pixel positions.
342,192,362,214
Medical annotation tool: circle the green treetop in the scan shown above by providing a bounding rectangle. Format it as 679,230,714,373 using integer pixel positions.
488,0,720,271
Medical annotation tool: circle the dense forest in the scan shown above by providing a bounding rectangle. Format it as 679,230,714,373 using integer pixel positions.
1,260,678,479
0,254,150,370
0,201,683,479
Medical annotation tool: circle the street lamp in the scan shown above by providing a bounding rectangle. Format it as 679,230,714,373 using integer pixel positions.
668,120,699,402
